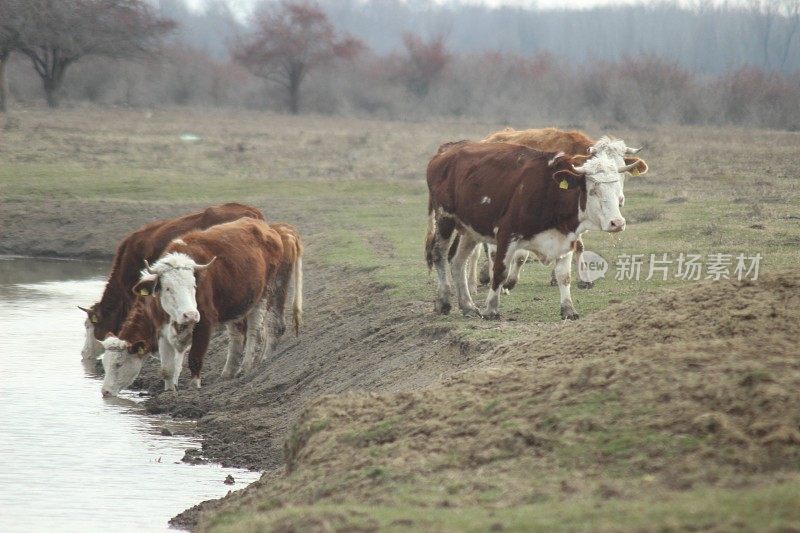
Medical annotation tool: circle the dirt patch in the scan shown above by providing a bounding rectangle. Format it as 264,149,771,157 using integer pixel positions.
198,271,800,531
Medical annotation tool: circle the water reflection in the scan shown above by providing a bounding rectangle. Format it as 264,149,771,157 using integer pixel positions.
0,257,260,532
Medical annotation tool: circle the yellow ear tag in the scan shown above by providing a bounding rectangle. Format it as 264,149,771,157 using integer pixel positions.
90,316,98,323
138,288,149,296
630,168,640,177
559,179,569,189
137,346,146,355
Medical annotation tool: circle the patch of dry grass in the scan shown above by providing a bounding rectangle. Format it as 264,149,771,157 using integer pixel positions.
203,272,800,531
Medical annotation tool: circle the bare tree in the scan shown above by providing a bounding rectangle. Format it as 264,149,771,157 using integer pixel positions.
400,33,450,97
9,0,173,108
234,1,363,114
0,0,27,111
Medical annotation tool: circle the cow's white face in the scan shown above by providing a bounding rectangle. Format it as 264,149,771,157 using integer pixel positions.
579,154,627,233
134,253,210,328
100,337,147,397
155,265,199,327
589,136,647,206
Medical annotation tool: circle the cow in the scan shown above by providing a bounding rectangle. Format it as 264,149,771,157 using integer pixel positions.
79,203,265,360
425,142,643,320
473,127,648,291
99,217,297,397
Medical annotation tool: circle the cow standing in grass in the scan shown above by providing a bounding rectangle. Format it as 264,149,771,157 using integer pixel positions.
79,203,265,360
426,142,639,320
475,128,648,291
100,217,300,397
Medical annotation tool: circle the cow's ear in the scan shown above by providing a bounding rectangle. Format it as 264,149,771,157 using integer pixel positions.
552,169,584,190
132,274,159,297
128,340,148,357
623,157,648,176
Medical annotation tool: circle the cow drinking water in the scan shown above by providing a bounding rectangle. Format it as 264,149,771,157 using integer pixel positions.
100,217,298,397
80,203,265,360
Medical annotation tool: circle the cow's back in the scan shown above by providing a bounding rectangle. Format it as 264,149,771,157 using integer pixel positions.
484,127,594,156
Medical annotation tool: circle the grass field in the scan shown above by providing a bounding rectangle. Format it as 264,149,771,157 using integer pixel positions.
3,107,800,531
3,107,799,335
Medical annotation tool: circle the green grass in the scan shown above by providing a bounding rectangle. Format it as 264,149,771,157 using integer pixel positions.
206,479,800,532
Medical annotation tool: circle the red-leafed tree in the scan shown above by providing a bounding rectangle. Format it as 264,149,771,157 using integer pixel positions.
234,1,363,114
401,33,450,97
2,0,174,108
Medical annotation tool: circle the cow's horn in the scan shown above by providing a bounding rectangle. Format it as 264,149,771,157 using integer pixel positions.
617,161,639,173
547,151,566,167
143,259,155,273
571,164,587,175
625,146,642,154
194,256,217,271
588,146,597,155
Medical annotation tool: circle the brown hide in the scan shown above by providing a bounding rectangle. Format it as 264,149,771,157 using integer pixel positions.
483,127,594,155
115,297,163,356
427,142,586,242
87,203,265,341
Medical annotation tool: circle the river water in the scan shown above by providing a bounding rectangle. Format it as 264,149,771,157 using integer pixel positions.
0,257,260,532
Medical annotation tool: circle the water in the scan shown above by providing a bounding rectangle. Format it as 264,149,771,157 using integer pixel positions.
0,257,261,532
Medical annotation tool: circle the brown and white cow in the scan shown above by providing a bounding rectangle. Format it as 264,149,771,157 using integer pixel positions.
79,203,265,360
476,127,648,291
100,217,297,397
425,142,639,320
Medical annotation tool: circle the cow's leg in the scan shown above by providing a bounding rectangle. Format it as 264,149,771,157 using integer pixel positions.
221,320,246,379
478,243,492,286
158,326,178,392
467,243,481,296
451,233,480,317
482,238,516,320
238,297,269,375
430,215,456,315
555,252,579,320
171,347,186,391
187,319,212,389
262,265,291,364
574,238,593,289
503,250,529,291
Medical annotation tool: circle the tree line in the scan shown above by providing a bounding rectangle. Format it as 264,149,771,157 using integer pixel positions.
1,0,800,130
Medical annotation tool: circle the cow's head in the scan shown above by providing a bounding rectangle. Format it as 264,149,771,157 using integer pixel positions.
588,136,648,206
99,336,150,397
550,152,631,233
132,253,215,331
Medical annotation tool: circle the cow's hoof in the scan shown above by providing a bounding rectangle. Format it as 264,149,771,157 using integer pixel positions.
503,278,518,291
460,305,481,318
560,306,579,320
549,275,558,287
220,369,234,379
434,300,451,315
481,310,501,320
191,377,201,389
577,280,594,290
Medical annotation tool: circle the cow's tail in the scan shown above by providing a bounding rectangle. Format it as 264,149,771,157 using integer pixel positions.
425,196,437,270
292,249,303,336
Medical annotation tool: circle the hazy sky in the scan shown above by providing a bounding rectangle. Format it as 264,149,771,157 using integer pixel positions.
183,0,644,16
